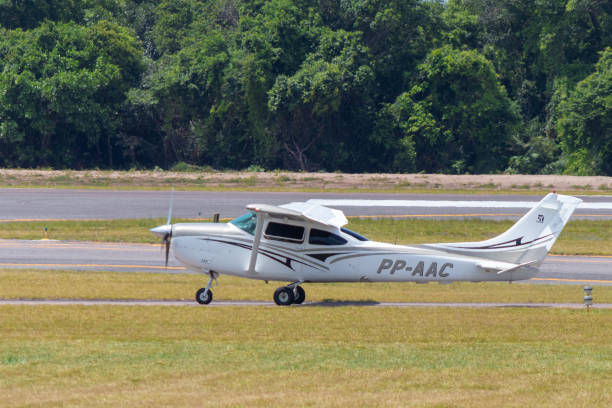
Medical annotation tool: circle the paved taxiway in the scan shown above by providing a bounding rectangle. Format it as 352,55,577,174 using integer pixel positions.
1,189,611,220
1,239,610,286
1,189,610,289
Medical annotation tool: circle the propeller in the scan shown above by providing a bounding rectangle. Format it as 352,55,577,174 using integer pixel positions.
166,187,174,226
162,228,172,267
150,188,174,267
163,187,175,266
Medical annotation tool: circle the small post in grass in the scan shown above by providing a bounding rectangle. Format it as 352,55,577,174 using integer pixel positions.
43,227,49,240
213,213,220,223
584,286,593,313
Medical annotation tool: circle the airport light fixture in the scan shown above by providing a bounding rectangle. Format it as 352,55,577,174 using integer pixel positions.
584,286,593,312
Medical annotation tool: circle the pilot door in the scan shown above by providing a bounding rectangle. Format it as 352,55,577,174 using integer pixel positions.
257,219,305,280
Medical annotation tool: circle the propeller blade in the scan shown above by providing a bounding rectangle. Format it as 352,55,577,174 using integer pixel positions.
150,188,175,268
166,187,174,226
162,227,172,267
165,239,170,267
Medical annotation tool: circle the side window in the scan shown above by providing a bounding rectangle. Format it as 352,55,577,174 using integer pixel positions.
309,228,348,245
265,222,304,243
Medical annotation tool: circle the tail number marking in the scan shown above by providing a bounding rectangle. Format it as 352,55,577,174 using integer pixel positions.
376,259,453,277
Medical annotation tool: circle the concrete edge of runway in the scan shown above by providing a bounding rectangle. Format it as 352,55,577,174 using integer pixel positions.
1,298,611,309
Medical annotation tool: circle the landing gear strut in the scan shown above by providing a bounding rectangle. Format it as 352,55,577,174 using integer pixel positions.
273,282,305,306
293,285,306,304
195,271,218,305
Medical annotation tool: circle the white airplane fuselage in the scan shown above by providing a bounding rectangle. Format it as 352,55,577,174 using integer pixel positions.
171,223,535,283
151,193,582,305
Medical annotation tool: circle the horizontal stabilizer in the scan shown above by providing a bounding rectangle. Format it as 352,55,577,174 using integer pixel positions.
496,260,538,275
477,260,538,274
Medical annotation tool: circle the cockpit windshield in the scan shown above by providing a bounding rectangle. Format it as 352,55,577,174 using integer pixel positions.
230,212,257,235
341,227,369,241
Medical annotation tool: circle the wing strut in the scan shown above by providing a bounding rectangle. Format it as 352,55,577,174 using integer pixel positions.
247,211,265,274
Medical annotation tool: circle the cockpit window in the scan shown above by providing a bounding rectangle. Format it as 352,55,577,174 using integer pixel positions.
230,212,257,235
265,222,304,243
341,227,369,241
309,228,347,245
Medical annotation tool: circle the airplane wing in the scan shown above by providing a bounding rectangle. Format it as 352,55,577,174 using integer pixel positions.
244,202,348,275
246,202,348,228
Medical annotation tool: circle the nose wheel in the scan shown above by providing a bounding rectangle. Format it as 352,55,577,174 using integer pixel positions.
196,287,213,304
195,271,218,305
273,283,306,306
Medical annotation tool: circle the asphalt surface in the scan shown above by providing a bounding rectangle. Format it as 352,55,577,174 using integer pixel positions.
1,188,611,220
1,189,610,310
1,239,610,286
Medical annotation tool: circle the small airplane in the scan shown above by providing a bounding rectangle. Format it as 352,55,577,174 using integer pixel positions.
150,193,582,305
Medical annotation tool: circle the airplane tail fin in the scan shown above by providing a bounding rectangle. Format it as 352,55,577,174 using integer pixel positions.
427,193,582,265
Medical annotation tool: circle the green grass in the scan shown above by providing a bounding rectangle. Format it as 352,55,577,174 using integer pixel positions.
1,218,611,255
2,268,612,303
1,249,611,406
0,218,170,243
1,305,611,406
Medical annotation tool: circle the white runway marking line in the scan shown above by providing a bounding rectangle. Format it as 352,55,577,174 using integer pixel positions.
0,262,185,270
307,199,612,210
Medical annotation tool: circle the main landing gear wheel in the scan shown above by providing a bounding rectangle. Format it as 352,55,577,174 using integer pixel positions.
273,287,295,306
195,288,213,305
293,286,306,304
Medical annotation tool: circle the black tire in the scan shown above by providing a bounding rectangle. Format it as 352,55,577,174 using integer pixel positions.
195,288,213,305
293,286,306,304
273,287,294,306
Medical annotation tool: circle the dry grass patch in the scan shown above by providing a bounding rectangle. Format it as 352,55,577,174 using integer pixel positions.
1,169,611,195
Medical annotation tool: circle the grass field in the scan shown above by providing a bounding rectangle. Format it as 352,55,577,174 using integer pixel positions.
1,305,611,407
2,189,611,406
2,268,612,303
2,256,611,406
1,217,611,255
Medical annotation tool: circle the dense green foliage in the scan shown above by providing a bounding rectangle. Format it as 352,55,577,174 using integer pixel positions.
0,0,610,174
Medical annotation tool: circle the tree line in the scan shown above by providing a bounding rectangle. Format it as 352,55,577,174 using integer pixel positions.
0,0,610,175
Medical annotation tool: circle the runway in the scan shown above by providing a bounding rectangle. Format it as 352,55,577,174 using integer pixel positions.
1,189,611,220
1,189,610,289
1,239,610,285
2,298,611,308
